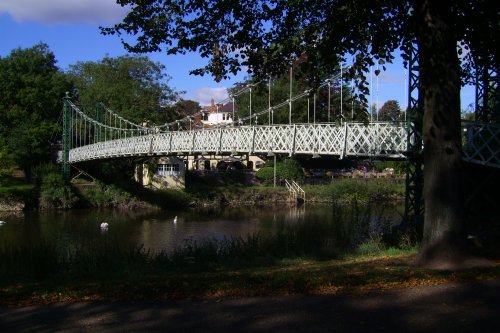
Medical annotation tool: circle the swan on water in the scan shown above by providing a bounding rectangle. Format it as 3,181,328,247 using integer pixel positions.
100,222,109,229
173,216,178,224
0,221,5,225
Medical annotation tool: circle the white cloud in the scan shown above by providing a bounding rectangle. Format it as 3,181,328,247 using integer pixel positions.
0,0,128,25
193,87,229,106
376,72,404,85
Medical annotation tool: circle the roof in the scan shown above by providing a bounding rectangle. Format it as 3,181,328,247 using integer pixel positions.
202,99,236,113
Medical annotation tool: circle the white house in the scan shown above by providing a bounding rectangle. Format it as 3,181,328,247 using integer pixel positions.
135,156,186,190
201,99,234,127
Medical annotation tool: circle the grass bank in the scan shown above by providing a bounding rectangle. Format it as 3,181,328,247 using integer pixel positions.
304,178,405,203
5,207,497,307
1,252,499,306
186,177,405,206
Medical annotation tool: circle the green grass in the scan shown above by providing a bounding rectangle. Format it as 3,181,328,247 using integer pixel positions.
0,176,34,194
2,252,498,306
0,183,33,194
304,178,405,203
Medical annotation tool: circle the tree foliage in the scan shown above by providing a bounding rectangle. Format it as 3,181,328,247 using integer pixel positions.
229,71,367,125
379,100,402,121
104,1,497,87
67,55,182,125
0,43,71,177
256,157,304,185
102,0,497,267
0,139,15,183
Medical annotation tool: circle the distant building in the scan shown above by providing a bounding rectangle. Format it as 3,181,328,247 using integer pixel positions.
201,99,235,127
135,156,186,190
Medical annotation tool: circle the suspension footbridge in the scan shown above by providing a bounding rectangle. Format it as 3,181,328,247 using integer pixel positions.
58,60,500,178
62,98,499,169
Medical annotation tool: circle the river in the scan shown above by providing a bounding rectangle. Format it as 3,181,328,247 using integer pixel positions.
0,203,404,253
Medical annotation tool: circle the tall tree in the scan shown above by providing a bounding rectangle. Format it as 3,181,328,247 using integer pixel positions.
103,0,498,268
0,43,71,178
67,55,181,125
379,100,402,121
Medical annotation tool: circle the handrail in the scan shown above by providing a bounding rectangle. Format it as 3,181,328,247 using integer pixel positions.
284,179,305,203
291,180,306,201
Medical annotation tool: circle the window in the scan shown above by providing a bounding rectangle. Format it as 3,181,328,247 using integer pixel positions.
157,163,180,176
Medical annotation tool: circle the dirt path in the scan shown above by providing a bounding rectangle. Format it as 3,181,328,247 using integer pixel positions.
1,279,499,333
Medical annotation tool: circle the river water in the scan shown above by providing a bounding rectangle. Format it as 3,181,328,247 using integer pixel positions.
0,204,403,253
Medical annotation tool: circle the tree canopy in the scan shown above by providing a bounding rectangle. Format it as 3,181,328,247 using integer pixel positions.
0,43,71,178
229,70,367,125
379,100,402,121
104,1,497,103
67,54,182,125
103,0,498,268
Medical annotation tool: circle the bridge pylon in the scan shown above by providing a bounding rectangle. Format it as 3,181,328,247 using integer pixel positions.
403,44,424,235
475,55,499,123
62,94,71,179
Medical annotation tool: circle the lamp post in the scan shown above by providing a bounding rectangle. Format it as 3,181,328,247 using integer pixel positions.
274,154,277,187
268,151,277,188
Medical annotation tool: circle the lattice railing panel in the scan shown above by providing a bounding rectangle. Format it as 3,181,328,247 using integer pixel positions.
463,121,500,168
192,129,221,153
220,127,254,153
169,131,193,153
294,124,316,155
344,123,374,156
253,126,294,154
372,123,407,157
151,133,172,153
316,124,345,156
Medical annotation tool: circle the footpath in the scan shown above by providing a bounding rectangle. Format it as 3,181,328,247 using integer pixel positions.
1,279,499,333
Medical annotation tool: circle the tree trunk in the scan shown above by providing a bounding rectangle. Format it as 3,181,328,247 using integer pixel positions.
414,1,483,269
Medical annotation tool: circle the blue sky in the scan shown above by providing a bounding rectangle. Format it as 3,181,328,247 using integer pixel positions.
0,0,475,109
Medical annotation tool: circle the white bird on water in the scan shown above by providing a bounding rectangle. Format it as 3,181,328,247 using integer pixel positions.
173,216,178,224
0,220,5,225
100,222,109,229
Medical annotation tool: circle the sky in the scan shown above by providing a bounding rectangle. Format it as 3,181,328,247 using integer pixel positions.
0,0,475,110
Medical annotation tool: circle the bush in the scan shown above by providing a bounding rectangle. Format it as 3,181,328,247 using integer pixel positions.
304,178,405,203
0,144,15,184
256,157,303,186
39,170,78,209
372,160,405,174
255,166,275,185
81,181,132,207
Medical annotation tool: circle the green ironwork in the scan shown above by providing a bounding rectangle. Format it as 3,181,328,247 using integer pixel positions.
404,44,424,232
475,56,499,123
62,93,71,179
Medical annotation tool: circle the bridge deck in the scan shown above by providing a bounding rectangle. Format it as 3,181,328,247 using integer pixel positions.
69,122,407,162
67,121,500,170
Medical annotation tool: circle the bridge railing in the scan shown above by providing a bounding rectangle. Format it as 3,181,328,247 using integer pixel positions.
462,121,500,169
68,122,409,162
67,121,500,170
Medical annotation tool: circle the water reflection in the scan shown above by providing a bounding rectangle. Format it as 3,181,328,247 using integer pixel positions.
0,203,403,253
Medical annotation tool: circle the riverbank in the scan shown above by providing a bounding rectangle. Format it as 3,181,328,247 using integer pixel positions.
0,176,405,211
1,253,499,307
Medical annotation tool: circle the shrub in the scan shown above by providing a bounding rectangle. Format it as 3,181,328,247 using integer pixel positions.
255,166,275,185
256,157,303,186
304,178,405,203
81,181,132,207
39,171,78,209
